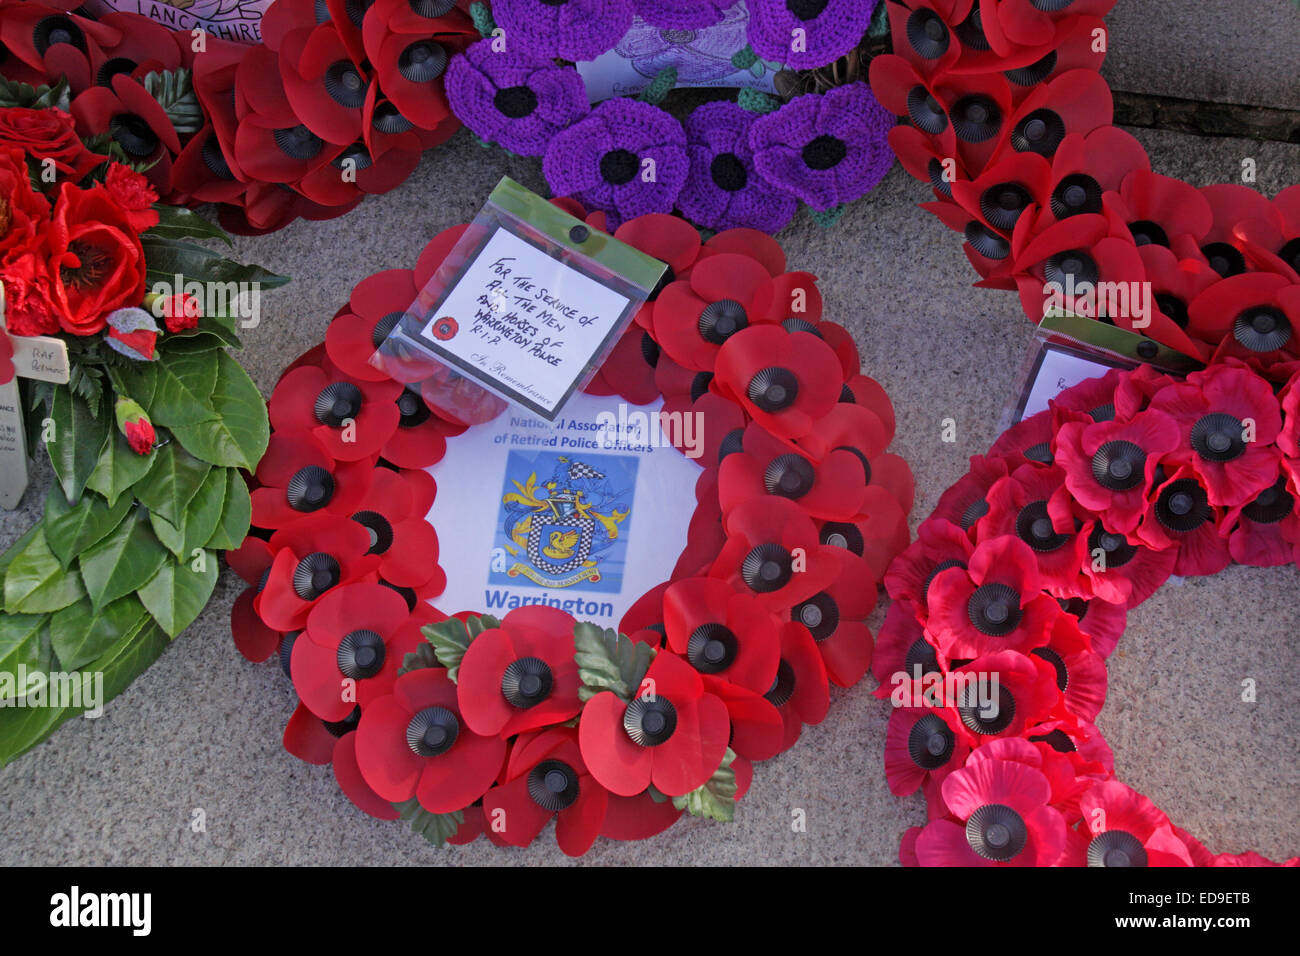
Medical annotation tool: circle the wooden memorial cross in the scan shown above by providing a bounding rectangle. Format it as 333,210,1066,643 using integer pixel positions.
0,285,72,509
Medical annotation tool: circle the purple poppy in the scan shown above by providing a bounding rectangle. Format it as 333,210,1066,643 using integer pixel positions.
492,0,635,62
749,82,895,211
632,0,734,31
543,97,689,229
678,100,797,233
747,0,879,70
444,40,590,156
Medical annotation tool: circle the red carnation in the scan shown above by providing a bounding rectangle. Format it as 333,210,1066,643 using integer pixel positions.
123,416,154,455
102,162,159,233
0,251,58,337
157,293,202,334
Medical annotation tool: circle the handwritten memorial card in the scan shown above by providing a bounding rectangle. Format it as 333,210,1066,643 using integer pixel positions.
413,227,636,419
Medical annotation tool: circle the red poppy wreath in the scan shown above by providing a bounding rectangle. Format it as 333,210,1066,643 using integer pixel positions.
226,206,915,855
868,0,1300,866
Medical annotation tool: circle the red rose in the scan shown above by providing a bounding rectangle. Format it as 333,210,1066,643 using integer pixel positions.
0,107,106,183
103,163,159,233
0,145,51,264
45,181,147,336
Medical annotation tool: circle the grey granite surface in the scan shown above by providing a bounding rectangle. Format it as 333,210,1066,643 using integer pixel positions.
1103,0,1300,111
0,109,1297,866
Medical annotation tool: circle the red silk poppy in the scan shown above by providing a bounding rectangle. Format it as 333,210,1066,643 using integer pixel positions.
714,324,843,440
257,513,382,632
456,609,582,737
662,576,780,694
269,361,403,460
355,667,506,813
926,535,1062,658
709,495,840,614
481,728,609,856
916,754,1066,866
250,429,376,529
577,650,729,797
292,582,421,721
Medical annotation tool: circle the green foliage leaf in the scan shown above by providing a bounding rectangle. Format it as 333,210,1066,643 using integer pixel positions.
43,486,133,569
573,622,654,703
0,702,71,769
671,748,738,822
141,235,290,291
50,594,149,672
0,74,70,111
0,613,53,703
141,68,203,136
397,641,441,677
47,386,110,505
117,348,218,428
131,440,211,525
4,528,86,614
391,798,464,847
0,526,40,593
148,465,226,559
420,614,500,683
137,552,218,638
169,352,269,469
146,204,232,246
67,364,106,418
162,315,242,352
203,469,252,551
86,429,159,507
89,617,170,703
77,509,168,611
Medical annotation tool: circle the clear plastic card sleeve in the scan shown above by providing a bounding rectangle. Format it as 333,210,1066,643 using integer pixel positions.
1001,311,1206,430
369,177,666,424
